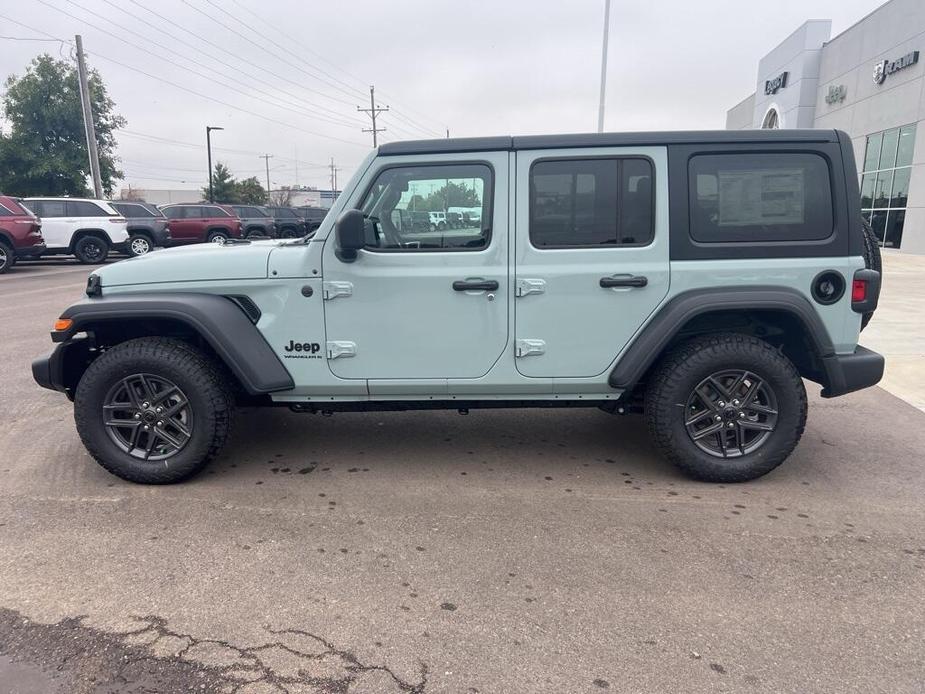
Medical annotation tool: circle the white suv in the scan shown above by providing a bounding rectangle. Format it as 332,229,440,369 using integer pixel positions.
428,211,447,231
22,197,128,264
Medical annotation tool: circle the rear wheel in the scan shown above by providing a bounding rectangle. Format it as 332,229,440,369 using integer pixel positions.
74,235,109,264
74,338,234,484
207,231,229,245
128,234,153,257
645,333,807,483
0,241,12,274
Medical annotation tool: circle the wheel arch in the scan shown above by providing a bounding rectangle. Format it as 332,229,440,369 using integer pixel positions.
45,293,294,398
69,228,111,252
610,287,836,396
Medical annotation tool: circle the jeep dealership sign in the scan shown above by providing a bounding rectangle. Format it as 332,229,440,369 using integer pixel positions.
873,51,919,84
764,72,788,95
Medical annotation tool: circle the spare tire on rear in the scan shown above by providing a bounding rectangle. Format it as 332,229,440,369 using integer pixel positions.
859,217,881,331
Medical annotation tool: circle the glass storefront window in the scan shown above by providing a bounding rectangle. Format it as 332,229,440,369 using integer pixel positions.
861,123,916,249
896,125,916,167
864,132,882,172
879,128,899,170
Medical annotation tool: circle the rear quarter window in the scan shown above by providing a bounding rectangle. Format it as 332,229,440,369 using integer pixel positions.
689,153,833,243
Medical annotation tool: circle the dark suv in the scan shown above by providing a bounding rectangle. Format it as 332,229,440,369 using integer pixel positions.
265,206,307,238
295,206,328,233
159,204,243,245
110,201,170,257
0,195,44,273
230,205,277,239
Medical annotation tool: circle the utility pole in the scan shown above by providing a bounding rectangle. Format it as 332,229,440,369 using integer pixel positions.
74,35,103,198
260,154,273,202
446,128,450,139
357,85,388,147
329,158,338,200
597,0,612,133
205,126,223,202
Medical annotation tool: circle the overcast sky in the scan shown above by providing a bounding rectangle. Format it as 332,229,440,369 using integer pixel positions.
0,0,885,193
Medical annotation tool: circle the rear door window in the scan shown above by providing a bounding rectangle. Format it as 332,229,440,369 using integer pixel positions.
203,206,228,217
34,200,67,217
529,158,654,248
689,153,833,242
67,200,107,217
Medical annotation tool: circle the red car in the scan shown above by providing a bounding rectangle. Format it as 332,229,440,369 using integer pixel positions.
0,195,45,274
159,203,244,245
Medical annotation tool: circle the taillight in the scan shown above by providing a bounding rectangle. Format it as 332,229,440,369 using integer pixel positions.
852,279,867,303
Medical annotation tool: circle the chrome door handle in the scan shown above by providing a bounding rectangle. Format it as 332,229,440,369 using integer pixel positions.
453,279,499,291
600,275,648,288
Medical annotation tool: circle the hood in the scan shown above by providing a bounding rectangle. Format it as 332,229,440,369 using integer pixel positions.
95,241,276,287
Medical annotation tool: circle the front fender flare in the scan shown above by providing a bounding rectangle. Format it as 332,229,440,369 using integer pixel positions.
51,292,294,394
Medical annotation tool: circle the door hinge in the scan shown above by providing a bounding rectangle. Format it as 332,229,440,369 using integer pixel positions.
322,281,353,300
515,278,546,297
515,338,546,357
326,341,357,359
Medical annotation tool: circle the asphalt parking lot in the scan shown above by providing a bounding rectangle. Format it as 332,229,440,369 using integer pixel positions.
1,259,924,693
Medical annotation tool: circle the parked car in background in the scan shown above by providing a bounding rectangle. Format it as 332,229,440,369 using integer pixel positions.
265,206,308,238
428,211,447,231
0,195,44,273
109,201,170,257
22,197,127,264
294,206,328,233
159,203,243,245
446,211,462,229
230,205,277,239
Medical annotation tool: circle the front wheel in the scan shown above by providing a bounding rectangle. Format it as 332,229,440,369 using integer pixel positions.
645,333,807,483
74,236,109,264
74,338,234,484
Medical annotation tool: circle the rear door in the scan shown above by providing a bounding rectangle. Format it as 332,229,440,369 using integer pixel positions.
164,206,198,243
27,200,70,249
513,147,670,378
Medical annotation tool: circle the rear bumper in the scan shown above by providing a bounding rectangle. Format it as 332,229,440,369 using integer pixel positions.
820,346,884,398
15,243,46,259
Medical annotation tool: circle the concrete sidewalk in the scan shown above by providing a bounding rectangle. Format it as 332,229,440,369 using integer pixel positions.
862,250,925,411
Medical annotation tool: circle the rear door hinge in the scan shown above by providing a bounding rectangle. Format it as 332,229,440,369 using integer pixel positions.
515,338,546,357
326,341,356,359
515,278,546,297
322,281,353,300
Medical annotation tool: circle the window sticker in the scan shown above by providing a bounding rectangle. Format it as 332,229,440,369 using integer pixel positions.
718,169,804,226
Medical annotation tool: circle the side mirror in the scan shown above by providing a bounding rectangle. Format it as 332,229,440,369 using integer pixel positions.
335,209,365,262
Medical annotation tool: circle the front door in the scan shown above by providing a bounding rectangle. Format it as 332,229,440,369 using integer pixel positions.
321,154,509,383
514,147,670,378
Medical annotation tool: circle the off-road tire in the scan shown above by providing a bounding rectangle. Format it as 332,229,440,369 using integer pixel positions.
860,216,881,330
645,333,807,483
74,235,109,264
0,240,12,274
74,338,234,484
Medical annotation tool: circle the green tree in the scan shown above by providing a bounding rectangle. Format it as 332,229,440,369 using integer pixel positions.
416,181,482,211
0,54,125,196
235,176,267,204
204,162,238,203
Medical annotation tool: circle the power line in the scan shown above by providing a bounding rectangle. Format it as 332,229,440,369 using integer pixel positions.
358,86,389,147
0,35,62,42
0,13,368,148
47,0,364,132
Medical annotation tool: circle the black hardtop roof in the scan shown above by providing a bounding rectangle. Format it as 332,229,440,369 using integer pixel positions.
378,129,843,156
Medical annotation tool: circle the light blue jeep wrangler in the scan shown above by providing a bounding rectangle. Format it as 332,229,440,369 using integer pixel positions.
34,130,884,484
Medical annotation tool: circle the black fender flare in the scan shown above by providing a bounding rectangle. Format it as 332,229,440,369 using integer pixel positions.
51,292,294,394
608,286,835,391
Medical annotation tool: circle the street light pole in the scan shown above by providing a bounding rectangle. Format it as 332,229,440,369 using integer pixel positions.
597,0,612,133
206,126,223,202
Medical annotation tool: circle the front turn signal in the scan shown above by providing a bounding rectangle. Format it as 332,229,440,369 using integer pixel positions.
54,318,73,332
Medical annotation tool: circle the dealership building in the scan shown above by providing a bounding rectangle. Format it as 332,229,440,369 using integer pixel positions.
726,0,925,253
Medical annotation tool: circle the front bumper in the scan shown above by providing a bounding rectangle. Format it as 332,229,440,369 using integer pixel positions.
32,337,92,400
820,346,884,398
15,243,46,259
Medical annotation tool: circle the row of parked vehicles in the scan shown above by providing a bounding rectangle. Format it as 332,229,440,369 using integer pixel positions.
0,195,329,272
